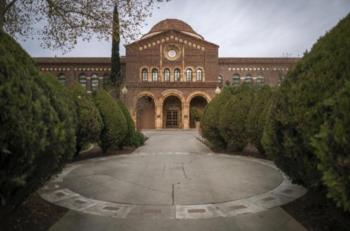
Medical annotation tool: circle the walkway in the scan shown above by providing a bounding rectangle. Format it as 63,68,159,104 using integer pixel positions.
42,130,307,231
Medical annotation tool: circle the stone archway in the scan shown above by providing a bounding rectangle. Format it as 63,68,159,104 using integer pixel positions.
189,96,208,128
162,96,182,128
136,95,156,129
186,92,211,129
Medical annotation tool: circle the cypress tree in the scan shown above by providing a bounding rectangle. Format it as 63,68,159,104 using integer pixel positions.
110,4,121,96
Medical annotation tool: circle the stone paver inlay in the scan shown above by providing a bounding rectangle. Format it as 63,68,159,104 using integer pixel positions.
40,151,306,219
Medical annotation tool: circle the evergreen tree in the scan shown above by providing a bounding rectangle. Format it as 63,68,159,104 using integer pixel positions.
110,3,121,93
0,31,76,216
262,13,350,211
68,83,102,156
94,90,127,153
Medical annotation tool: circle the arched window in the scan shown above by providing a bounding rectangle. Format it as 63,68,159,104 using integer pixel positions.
79,74,87,89
186,68,192,82
163,68,170,81
152,68,158,81
58,74,66,85
174,68,181,81
196,69,203,81
256,76,265,88
142,68,148,82
232,74,240,86
91,74,99,91
244,74,253,86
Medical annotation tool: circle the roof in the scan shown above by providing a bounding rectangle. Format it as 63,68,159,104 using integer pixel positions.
141,19,204,40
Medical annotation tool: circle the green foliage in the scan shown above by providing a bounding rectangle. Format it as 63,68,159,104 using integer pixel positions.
116,100,144,147
311,81,350,211
218,86,254,151
68,83,102,156
34,74,77,162
190,107,203,121
246,86,274,154
0,31,76,215
110,4,121,90
201,87,233,149
94,90,127,153
262,13,350,211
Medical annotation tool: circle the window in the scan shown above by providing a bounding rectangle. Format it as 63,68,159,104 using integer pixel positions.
218,75,223,84
244,74,253,86
256,76,265,88
174,68,181,81
58,74,66,85
186,68,192,82
232,74,240,86
152,68,158,81
142,68,148,81
91,74,99,91
196,69,203,81
79,74,87,89
164,68,170,81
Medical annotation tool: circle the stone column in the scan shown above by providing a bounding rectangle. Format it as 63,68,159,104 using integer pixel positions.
183,103,190,129
155,102,163,129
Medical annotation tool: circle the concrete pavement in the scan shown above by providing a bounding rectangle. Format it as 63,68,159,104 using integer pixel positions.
42,130,307,231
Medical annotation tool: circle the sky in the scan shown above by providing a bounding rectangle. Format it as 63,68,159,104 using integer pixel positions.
20,0,350,58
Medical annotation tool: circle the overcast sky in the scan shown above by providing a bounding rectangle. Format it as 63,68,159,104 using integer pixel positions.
20,0,350,58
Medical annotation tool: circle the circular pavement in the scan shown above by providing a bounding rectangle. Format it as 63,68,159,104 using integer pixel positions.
40,152,306,219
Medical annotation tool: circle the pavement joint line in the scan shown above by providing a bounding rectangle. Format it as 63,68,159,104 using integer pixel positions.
39,152,307,219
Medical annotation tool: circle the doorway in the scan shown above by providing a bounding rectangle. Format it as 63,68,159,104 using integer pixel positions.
163,96,182,128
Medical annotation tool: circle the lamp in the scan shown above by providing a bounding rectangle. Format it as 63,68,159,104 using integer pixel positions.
121,86,128,103
121,85,128,95
215,86,221,95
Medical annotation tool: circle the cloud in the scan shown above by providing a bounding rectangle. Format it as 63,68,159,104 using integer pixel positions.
19,0,350,57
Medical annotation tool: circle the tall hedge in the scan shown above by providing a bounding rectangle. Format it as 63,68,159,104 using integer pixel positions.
262,13,350,210
201,88,233,149
311,81,350,211
94,90,127,153
246,86,274,154
0,31,76,215
218,86,254,151
69,83,102,156
116,100,144,147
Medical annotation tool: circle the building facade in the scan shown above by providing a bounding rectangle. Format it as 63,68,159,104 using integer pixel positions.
36,19,299,130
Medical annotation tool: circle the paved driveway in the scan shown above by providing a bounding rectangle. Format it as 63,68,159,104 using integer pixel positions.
45,130,307,231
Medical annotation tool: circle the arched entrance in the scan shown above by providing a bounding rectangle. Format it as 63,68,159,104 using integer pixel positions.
136,96,155,129
163,96,182,128
189,96,208,128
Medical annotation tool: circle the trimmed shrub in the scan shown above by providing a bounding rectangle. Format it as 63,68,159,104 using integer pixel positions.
246,86,274,154
68,83,102,156
34,74,77,161
218,86,254,151
116,100,144,147
201,87,233,149
94,90,127,153
0,31,76,215
311,81,350,211
190,107,203,122
262,13,350,210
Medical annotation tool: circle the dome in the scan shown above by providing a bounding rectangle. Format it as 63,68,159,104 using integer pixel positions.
142,19,204,40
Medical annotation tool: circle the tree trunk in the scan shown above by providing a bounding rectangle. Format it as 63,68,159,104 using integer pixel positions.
110,4,121,98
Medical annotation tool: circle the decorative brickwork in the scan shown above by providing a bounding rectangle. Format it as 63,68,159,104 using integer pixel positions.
35,19,300,129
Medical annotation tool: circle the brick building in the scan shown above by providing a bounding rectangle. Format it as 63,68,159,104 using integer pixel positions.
36,19,299,129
